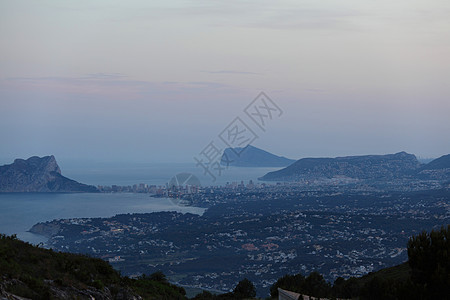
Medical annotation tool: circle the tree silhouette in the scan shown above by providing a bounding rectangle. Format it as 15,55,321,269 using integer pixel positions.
407,225,450,299
233,278,256,299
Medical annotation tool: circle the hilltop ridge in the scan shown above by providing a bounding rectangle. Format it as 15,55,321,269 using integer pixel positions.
220,145,295,167
259,151,421,182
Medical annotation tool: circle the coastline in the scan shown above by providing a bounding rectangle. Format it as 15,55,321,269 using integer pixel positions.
0,192,206,245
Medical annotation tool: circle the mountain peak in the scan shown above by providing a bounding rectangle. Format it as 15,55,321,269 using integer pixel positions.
221,145,295,167
0,156,97,192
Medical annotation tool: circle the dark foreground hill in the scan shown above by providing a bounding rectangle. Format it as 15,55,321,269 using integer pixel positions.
220,145,295,167
0,234,186,299
0,234,258,300
259,151,420,182
0,155,98,192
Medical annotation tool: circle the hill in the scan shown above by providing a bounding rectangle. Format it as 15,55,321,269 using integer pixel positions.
0,234,187,299
0,234,258,300
220,145,295,167
421,154,450,170
259,151,420,182
416,154,450,181
0,156,98,192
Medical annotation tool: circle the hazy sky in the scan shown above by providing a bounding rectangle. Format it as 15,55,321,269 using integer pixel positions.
1,0,449,165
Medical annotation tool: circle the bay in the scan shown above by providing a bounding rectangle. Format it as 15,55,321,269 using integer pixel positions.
0,193,205,244
0,163,280,245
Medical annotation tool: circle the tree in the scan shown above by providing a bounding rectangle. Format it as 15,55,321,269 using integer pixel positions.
332,276,360,299
360,276,397,300
149,270,167,282
407,225,450,299
233,278,256,299
192,290,215,299
302,271,331,298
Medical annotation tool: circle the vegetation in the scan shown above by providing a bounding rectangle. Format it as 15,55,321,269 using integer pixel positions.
1,225,448,299
270,225,450,300
122,272,187,300
407,225,450,299
0,234,258,299
192,278,256,299
233,278,256,299
270,272,331,298
0,234,186,299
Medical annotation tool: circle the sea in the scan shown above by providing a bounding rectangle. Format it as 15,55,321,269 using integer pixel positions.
0,163,279,244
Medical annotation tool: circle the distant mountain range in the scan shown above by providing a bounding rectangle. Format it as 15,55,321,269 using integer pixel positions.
0,155,98,192
220,145,295,167
259,151,450,182
416,154,450,180
419,154,450,170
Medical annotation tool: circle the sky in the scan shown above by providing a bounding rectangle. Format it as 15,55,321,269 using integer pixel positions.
1,0,450,165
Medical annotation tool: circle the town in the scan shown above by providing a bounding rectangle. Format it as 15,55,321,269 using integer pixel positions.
31,186,450,296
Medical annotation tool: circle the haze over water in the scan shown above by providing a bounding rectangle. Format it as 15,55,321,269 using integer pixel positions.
0,163,276,244
61,162,279,186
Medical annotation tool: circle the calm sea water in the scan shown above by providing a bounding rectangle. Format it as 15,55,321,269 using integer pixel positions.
61,162,279,187
0,193,206,244
0,163,280,244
